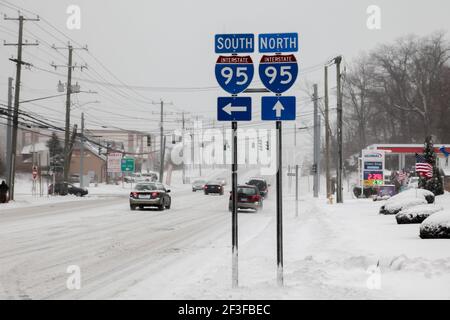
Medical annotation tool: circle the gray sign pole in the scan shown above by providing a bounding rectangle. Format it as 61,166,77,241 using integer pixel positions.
276,120,284,286
295,164,299,217
231,121,238,288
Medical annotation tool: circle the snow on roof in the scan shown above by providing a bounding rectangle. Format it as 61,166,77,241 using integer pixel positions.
21,142,48,154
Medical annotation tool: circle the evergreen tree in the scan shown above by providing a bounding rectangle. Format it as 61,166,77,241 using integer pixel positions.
419,136,444,195
46,132,64,173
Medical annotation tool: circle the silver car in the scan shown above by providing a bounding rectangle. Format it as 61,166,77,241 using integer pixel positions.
129,182,171,211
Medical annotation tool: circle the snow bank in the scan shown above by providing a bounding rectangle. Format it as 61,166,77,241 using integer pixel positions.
396,204,443,224
380,198,427,215
420,211,450,239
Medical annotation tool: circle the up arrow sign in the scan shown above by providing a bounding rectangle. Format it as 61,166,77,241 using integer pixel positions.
273,100,285,117
223,103,248,115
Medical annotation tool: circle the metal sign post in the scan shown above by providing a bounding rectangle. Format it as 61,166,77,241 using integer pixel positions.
258,32,298,287
295,164,299,217
231,121,238,288
215,33,255,288
276,120,284,286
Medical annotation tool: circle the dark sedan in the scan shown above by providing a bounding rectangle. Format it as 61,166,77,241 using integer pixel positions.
48,183,88,197
204,182,224,195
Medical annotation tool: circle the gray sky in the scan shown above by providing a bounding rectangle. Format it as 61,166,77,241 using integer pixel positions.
1,0,450,143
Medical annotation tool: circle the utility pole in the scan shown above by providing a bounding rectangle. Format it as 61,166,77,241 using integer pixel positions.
313,84,320,198
79,113,85,188
152,100,173,183
51,43,87,185
181,111,186,184
335,56,343,203
4,14,39,201
324,65,331,200
5,77,13,184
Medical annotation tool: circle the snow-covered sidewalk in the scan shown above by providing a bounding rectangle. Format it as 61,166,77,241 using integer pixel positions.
122,192,450,299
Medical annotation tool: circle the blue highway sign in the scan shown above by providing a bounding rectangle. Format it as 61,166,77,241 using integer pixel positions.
217,97,252,121
259,54,298,93
261,96,296,121
259,33,298,53
215,34,254,54
215,55,254,94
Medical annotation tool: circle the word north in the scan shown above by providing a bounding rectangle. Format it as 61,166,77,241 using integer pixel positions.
178,304,213,318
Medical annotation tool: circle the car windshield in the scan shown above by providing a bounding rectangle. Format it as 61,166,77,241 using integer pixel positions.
135,184,157,191
237,187,256,195
248,180,266,190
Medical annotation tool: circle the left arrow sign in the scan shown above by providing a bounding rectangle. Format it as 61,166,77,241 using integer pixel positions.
217,97,252,121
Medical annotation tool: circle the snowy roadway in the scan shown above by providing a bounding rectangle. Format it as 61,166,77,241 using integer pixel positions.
1,171,450,299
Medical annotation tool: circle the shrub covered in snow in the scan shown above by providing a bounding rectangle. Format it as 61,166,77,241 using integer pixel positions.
379,188,435,215
395,204,443,224
379,197,427,215
391,188,435,203
420,211,450,239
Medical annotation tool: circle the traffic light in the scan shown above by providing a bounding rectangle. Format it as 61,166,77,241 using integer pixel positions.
312,163,317,174
147,135,151,147
265,141,269,150
258,139,263,151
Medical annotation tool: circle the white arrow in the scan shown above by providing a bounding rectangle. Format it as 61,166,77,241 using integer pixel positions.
273,100,284,117
223,103,247,115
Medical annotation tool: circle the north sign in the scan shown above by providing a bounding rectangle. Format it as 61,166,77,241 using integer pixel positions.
258,33,298,53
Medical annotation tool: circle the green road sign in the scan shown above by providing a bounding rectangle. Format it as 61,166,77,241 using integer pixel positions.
121,158,135,172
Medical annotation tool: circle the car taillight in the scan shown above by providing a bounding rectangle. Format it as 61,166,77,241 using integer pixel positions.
130,192,138,198
250,195,260,202
151,192,159,198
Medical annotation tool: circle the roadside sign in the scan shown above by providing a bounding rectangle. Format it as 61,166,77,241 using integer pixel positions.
361,150,385,186
258,33,298,53
261,96,296,120
121,158,135,172
215,33,254,54
217,97,252,121
107,152,123,173
215,55,254,94
259,54,298,93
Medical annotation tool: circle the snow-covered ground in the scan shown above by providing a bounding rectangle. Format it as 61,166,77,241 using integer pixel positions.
1,169,449,300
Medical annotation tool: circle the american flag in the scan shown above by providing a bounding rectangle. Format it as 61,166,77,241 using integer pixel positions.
415,153,433,178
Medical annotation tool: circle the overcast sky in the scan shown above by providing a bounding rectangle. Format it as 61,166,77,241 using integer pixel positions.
1,0,450,147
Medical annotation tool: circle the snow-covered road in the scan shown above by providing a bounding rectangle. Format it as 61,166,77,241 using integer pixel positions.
1,170,450,299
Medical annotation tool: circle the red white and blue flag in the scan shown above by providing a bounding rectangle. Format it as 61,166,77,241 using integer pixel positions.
415,153,433,178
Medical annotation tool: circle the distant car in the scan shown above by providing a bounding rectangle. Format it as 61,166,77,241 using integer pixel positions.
204,181,224,195
214,177,227,186
192,179,207,192
246,177,270,198
141,172,158,182
129,182,171,211
48,182,88,197
123,173,140,183
228,185,263,212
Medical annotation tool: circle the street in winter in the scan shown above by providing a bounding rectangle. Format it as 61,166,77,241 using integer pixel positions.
1,0,450,302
